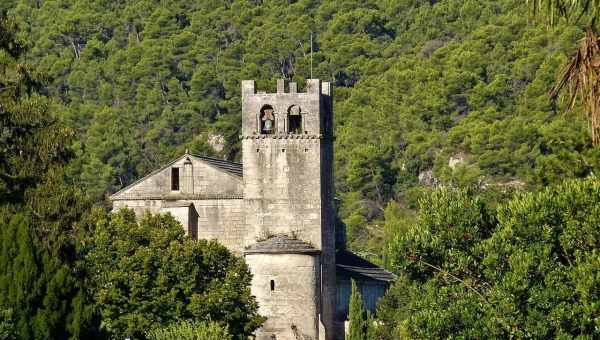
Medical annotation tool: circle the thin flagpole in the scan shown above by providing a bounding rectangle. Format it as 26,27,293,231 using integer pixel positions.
310,32,313,79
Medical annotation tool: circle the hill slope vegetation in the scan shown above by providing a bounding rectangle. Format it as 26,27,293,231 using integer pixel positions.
6,0,599,255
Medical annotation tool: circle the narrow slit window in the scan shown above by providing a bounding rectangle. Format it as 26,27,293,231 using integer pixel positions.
171,168,180,191
270,280,275,291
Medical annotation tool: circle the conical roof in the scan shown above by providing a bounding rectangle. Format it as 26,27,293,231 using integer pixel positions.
244,234,320,254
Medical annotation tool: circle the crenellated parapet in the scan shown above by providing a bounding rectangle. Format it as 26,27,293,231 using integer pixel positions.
241,79,333,138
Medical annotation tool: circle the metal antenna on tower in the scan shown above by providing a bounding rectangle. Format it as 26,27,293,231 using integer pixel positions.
310,32,313,79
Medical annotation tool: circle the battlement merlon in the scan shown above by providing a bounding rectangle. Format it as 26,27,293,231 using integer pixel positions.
241,79,333,137
241,79,331,97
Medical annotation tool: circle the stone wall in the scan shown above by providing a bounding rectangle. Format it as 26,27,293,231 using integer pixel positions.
111,155,242,200
192,199,245,253
112,198,245,253
242,137,323,247
241,79,337,340
159,204,198,238
112,199,162,217
245,253,320,340
241,79,324,137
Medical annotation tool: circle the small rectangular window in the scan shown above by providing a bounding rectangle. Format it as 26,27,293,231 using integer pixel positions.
171,168,180,191
270,280,275,291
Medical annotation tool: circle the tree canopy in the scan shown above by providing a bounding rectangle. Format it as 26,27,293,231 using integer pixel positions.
85,209,264,339
0,14,263,339
377,177,600,338
4,0,599,256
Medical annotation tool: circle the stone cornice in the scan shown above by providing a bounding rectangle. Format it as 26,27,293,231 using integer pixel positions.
239,134,334,140
111,193,243,201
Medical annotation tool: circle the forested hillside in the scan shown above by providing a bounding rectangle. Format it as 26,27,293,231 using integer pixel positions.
5,0,599,256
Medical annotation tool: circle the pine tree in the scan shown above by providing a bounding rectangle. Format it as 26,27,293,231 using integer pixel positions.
347,279,366,340
0,16,72,205
0,15,100,339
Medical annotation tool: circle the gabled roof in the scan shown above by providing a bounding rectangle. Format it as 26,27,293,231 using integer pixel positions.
109,153,242,200
244,234,320,254
194,154,243,177
336,250,396,283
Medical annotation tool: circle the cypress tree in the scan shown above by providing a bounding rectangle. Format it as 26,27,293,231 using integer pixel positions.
366,311,377,340
347,279,366,340
0,15,100,339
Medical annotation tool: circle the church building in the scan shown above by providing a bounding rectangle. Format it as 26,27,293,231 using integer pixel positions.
110,79,394,340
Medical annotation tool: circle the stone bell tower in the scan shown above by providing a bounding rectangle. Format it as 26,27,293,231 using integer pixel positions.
241,79,336,340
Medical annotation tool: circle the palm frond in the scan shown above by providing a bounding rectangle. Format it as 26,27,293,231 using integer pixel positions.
551,29,600,145
526,0,600,25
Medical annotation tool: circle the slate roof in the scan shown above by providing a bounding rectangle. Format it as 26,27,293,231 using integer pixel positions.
244,235,320,254
336,250,396,283
193,154,243,178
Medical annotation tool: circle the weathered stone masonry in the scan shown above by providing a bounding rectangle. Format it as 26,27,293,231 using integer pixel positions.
110,79,394,340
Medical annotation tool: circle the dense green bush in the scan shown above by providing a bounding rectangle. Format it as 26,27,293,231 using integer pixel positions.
378,177,600,338
146,320,231,340
85,209,264,339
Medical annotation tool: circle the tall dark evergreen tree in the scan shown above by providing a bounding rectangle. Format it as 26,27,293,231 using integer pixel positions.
0,16,100,339
0,17,72,205
347,279,366,340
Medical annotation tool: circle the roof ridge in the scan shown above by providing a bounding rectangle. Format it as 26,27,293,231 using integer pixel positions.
110,152,243,200
192,153,242,166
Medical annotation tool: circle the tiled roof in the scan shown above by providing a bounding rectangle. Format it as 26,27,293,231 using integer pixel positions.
336,250,396,283
193,154,243,178
244,235,319,254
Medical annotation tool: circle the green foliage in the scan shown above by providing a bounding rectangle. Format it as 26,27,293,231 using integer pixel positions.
0,309,15,340
378,177,600,338
0,15,100,339
0,204,99,340
480,177,600,337
146,320,231,340
0,16,73,204
86,209,263,339
6,0,600,255
365,311,377,340
347,279,366,340
527,0,600,26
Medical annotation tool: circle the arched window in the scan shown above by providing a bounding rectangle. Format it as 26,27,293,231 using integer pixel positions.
270,279,275,291
260,105,275,134
288,105,302,134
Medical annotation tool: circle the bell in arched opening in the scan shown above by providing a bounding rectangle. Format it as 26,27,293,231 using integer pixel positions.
260,105,275,134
